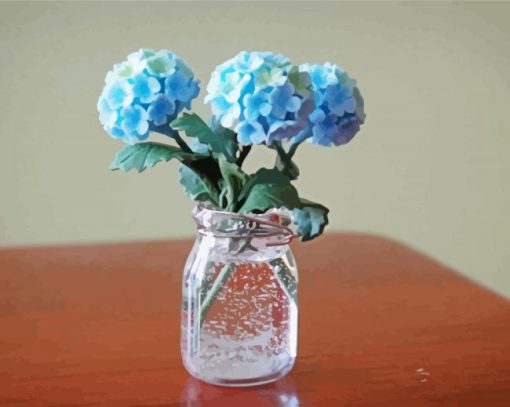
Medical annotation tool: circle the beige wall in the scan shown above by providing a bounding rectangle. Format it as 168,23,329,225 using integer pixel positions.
1,2,509,296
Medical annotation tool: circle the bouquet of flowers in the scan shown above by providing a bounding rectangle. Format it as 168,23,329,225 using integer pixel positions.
98,49,365,241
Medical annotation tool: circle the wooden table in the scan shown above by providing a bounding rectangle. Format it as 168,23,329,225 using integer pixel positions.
1,234,509,406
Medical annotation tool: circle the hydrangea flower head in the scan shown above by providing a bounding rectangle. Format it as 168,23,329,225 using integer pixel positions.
205,51,313,145
297,63,365,147
98,49,200,144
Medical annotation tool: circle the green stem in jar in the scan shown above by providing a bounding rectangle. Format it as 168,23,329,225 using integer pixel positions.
270,258,298,304
197,236,254,335
199,262,237,328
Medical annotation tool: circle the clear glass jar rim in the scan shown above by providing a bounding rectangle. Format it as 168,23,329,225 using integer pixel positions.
192,203,300,244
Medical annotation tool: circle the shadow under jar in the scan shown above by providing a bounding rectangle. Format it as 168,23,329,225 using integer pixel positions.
181,204,299,387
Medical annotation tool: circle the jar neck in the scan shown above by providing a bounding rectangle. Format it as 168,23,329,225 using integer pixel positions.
192,203,299,247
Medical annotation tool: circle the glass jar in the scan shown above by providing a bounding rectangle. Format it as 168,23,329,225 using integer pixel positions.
181,203,299,387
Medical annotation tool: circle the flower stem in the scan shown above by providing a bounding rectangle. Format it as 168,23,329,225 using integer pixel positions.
287,139,303,160
174,134,193,153
199,263,237,328
236,145,252,167
273,141,301,178
153,126,192,153
193,262,237,353
279,140,304,176
270,259,297,304
273,141,288,161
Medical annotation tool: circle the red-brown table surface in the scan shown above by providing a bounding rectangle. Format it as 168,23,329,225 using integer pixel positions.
1,233,509,406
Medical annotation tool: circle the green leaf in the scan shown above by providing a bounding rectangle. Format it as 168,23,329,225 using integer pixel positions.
293,199,329,241
110,142,200,173
218,156,249,211
171,113,237,162
238,168,300,213
211,122,238,162
178,165,219,205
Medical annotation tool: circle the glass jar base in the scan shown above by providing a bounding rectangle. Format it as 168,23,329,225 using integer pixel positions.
185,361,295,387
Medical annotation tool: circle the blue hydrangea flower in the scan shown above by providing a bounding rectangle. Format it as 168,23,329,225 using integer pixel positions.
293,204,329,241
98,49,200,144
205,51,313,145
296,63,365,147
